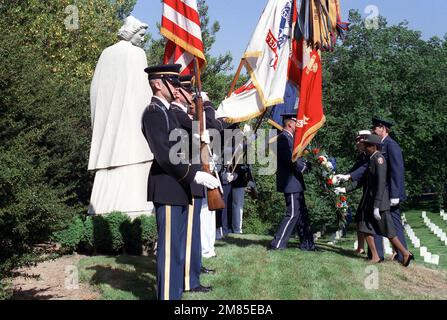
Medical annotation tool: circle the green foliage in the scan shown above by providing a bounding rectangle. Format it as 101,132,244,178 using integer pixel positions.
52,216,85,253
53,213,158,256
0,0,136,276
105,212,131,254
320,11,447,201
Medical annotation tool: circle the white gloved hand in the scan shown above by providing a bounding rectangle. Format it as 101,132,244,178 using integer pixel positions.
194,171,220,189
225,172,238,183
193,130,211,144
390,198,400,206
334,187,346,195
201,130,211,144
334,174,350,182
243,124,252,135
373,208,381,221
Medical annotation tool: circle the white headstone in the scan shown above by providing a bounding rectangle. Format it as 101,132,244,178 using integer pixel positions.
424,252,432,263
354,240,358,250
422,211,427,217
441,209,445,214
420,246,428,257
431,255,440,265
414,239,421,248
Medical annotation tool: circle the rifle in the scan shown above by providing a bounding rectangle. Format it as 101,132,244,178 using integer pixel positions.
193,57,226,210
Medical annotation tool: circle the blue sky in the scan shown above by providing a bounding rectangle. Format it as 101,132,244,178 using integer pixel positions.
132,0,447,70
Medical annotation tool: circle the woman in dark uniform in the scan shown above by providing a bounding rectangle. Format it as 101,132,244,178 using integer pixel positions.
339,135,414,266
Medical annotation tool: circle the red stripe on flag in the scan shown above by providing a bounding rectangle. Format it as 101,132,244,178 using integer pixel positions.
162,17,205,53
164,0,201,26
292,50,325,160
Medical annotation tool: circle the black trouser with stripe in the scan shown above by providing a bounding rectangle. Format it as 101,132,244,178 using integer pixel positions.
271,192,314,250
155,203,188,300
184,198,202,291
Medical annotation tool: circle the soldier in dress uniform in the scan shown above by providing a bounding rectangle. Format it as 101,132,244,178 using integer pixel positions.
371,117,408,263
269,113,315,251
170,75,216,293
336,134,413,266
141,64,220,300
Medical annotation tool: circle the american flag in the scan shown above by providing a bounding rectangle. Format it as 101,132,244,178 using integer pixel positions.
161,0,206,75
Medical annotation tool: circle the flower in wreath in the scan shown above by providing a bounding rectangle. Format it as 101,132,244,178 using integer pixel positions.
318,155,328,164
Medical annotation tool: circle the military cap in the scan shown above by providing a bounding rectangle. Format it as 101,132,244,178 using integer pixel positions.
144,64,181,86
179,75,194,92
281,113,297,121
372,116,394,128
362,134,382,145
355,129,371,140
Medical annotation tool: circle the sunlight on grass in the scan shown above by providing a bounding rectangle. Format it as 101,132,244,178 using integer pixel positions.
77,232,447,300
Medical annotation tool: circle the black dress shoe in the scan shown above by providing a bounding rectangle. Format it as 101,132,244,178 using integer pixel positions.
189,284,213,293
403,252,415,267
201,266,215,274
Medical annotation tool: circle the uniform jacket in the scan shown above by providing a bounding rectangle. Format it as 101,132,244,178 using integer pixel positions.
347,151,390,213
276,131,306,194
142,96,198,206
381,136,406,201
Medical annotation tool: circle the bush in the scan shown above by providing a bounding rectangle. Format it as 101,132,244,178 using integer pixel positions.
54,213,158,256
52,216,85,253
123,215,158,255
139,215,157,251
81,216,95,254
106,212,131,254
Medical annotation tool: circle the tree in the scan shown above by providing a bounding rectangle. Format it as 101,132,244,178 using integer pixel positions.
0,0,137,277
320,10,447,207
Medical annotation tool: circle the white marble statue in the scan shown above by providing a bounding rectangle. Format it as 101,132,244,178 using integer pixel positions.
88,16,153,217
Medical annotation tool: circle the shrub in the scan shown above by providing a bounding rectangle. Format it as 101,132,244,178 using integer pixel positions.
105,212,131,254
81,216,95,253
139,215,158,251
52,216,84,253
122,215,157,255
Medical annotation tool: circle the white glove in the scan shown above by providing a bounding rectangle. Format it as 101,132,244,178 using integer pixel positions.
390,198,400,206
243,124,252,135
334,174,350,182
194,171,220,189
373,208,381,221
334,187,346,195
224,172,238,183
193,130,211,144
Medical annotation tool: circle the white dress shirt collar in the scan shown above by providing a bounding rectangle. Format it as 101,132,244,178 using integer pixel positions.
153,95,171,110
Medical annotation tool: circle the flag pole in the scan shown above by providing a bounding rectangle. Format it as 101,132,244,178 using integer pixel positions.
227,58,245,97
193,57,226,210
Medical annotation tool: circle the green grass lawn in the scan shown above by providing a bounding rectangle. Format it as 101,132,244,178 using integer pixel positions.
403,210,447,269
77,231,447,300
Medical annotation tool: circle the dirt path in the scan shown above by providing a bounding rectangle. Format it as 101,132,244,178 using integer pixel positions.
12,254,100,300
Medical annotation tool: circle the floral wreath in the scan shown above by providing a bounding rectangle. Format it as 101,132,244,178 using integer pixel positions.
303,146,350,227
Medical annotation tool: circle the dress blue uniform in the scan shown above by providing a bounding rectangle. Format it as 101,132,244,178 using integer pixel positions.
354,117,408,261
171,80,227,291
169,100,203,292
270,125,315,250
380,134,407,262
142,65,199,300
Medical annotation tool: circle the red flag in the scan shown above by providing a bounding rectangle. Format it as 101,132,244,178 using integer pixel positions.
161,0,206,75
292,49,326,161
